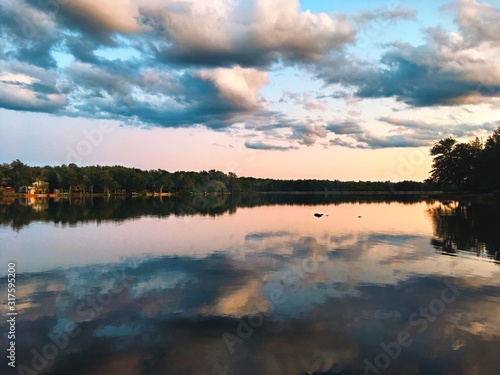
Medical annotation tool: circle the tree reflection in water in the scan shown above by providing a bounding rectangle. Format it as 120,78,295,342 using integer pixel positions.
1,194,424,231
429,200,500,261
3,194,499,263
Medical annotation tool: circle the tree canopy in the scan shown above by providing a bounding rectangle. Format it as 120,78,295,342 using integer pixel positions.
1,161,433,195
429,127,500,192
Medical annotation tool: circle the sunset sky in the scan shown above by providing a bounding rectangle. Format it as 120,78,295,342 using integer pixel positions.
1,0,500,180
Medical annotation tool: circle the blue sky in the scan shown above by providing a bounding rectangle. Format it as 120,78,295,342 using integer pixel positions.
1,0,500,180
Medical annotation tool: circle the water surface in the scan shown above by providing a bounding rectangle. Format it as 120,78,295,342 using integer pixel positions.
1,195,499,375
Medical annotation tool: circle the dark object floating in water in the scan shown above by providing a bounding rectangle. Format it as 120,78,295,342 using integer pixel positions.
314,213,324,218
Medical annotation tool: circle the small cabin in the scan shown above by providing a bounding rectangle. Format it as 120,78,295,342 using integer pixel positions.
20,181,49,195
31,180,49,195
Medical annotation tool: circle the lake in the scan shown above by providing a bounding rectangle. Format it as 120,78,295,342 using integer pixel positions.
1,195,499,375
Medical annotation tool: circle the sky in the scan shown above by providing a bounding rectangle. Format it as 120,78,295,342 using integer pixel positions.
1,0,500,181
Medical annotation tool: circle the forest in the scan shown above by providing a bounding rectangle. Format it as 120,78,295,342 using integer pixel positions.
1,126,499,196
0,161,428,195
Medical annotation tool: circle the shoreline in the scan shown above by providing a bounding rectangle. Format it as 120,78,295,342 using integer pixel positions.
1,191,498,203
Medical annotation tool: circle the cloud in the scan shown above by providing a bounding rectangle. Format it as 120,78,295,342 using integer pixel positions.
198,67,268,110
445,0,500,45
351,5,417,25
281,91,326,112
60,62,270,129
356,132,433,148
244,141,298,151
326,121,363,135
57,0,143,37
46,0,355,67
0,0,58,68
318,0,500,107
328,117,498,149
379,116,498,138
290,123,329,146
0,80,65,112
329,137,357,148
0,61,66,112
330,132,430,149
0,0,357,133
252,0,355,62
1,0,500,149
150,0,355,66
246,114,496,151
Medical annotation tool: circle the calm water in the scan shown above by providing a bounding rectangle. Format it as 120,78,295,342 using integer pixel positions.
1,195,499,375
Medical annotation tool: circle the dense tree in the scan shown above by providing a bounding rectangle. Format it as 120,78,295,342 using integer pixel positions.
429,137,483,191
0,163,10,186
1,160,434,196
485,127,500,149
8,159,33,187
429,138,457,187
148,169,171,194
475,128,500,192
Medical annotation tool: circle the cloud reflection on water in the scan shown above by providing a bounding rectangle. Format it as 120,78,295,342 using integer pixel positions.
1,197,499,374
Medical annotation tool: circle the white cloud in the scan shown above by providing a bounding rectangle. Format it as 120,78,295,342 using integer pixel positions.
55,0,356,64
60,0,143,33
253,0,355,61
0,72,38,85
449,0,500,45
198,67,268,110
292,123,328,146
0,81,66,112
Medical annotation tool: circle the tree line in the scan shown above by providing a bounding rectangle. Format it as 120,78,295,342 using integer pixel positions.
1,126,498,195
0,161,430,195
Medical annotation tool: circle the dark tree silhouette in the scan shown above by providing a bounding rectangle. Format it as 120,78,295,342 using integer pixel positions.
429,137,483,191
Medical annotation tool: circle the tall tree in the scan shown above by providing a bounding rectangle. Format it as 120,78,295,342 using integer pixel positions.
476,127,500,191
9,160,33,188
429,137,482,191
429,138,457,187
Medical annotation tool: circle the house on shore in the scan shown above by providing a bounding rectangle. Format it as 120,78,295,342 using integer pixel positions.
19,180,49,196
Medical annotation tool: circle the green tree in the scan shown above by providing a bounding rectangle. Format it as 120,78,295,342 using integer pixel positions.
148,169,170,194
9,160,34,188
429,138,457,187
101,170,120,194
60,164,79,194
429,137,482,191
0,163,10,186
476,127,500,191
485,127,500,149
204,180,228,193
